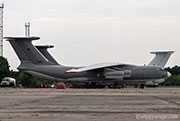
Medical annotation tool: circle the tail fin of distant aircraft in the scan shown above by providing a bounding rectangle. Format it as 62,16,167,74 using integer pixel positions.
5,37,55,65
148,51,174,68
35,45,59,65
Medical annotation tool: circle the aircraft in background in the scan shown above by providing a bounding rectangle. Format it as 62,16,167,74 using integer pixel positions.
5,36,174,88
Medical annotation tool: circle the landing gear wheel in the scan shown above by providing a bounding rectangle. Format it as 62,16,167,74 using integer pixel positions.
140,84,144,89
121,84,126,89
113,82,119,88
134,84,138,88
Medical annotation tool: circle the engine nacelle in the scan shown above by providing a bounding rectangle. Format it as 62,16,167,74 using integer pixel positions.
104,70,131,79
104,71,124,79
124,70,131,78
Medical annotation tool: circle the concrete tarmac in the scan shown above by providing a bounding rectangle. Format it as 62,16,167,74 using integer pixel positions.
0,88,180,121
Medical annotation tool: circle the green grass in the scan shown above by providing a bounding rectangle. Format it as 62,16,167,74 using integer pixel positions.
31,114,39,116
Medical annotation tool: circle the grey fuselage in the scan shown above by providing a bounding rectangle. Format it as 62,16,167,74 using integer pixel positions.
19,63,168,84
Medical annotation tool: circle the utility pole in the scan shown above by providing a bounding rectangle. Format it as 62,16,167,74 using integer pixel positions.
25,22,30,37
0,3,4,56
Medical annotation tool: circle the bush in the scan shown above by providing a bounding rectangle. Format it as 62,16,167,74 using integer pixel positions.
17,72,36,88
161,75,180,86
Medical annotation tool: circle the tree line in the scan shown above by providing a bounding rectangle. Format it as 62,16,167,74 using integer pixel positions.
0,56,40,87
163,66,180,86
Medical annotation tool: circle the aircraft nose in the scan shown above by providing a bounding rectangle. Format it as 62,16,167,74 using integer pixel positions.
167,72,171,78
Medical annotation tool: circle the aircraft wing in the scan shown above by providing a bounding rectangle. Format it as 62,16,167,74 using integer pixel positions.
65,62,127,73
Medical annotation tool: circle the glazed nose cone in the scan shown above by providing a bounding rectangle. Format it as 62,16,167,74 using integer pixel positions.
167,72,171,78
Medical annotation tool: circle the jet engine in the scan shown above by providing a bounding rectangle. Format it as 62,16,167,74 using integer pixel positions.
123,70,131,78
104,71,124,79
104,70,131,79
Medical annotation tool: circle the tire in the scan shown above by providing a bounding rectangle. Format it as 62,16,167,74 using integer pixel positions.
9,82,15,87
140,84,144,89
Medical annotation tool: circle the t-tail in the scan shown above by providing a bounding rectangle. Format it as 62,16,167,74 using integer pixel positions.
148,51,174,68
4,37,58,70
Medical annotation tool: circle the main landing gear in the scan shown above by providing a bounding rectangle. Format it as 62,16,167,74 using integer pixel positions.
140,84,145,89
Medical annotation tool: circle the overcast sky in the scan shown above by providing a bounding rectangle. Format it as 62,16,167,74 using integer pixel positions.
3,0,180,70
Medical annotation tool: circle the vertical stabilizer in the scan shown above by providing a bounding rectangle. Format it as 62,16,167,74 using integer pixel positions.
35,45,59,65
5,37,53,65
148,51,174,68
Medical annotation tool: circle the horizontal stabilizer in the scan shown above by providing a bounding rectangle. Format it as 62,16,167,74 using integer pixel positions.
148,51,174,68
4,37,40,41
35,45,54,48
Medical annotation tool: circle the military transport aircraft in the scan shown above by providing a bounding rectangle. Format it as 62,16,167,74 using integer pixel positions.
5,37,174,88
